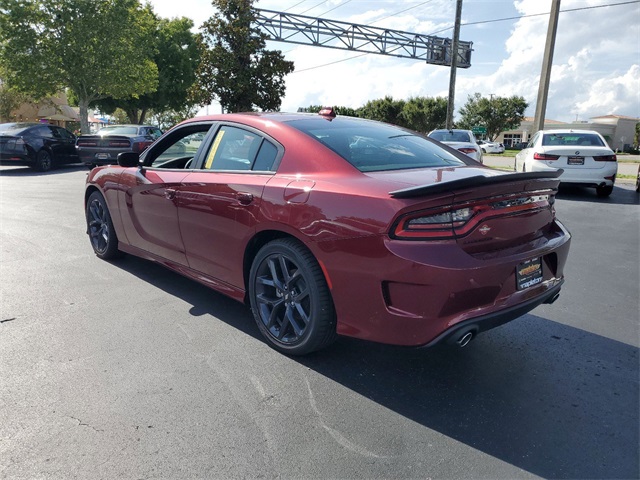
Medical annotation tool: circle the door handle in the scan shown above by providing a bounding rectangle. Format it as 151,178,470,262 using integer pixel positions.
164,188,176,200
236,192,254,205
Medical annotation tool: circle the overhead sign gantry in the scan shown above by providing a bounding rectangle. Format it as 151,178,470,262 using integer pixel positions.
255,9,473,68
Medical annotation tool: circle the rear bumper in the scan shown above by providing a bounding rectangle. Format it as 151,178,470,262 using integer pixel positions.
0,153,33,166
423,280,563,347
77,149,129,166
320,219,571,347
528,161,618,186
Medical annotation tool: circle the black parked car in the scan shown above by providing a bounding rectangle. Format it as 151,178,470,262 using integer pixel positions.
0,123,79,172
76,124,162,168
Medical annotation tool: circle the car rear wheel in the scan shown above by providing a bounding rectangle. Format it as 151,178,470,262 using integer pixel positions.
34,150,53,172
86,191,121,259
596,185,613,197
249,238,337,355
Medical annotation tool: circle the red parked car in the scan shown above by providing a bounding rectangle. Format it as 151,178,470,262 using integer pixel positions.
84,111,571,355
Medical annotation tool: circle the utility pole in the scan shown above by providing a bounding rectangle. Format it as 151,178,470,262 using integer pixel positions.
532,0,561,133
445,0,463,130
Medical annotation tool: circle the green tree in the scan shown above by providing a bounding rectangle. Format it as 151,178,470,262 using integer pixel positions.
149,105,201,131
0,78,28,122
192,0,294,113
94,16,201,124
0,0,158,133
457,93,528,140
399,96,448,133
359,96,407,126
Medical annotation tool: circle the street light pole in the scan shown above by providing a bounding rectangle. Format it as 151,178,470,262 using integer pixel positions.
445,0,463,130
532,0,561,133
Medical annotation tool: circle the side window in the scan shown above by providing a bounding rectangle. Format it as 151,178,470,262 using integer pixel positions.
151,128,163,139
55,127,73,140
254,141,278,171
203,126,262,171
148,125,212,169
49,127,62,139
33,126,53,138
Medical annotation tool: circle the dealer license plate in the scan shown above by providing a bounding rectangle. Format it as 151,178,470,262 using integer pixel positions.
567,156,584,165
516,257,543,290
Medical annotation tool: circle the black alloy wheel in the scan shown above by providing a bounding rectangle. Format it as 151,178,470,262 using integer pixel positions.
86,191,121,259
34,150,53,172
249,239,337,355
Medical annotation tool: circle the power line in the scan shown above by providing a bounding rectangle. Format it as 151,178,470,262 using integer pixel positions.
283,0,308,13
370,0,437,26
428,0,640,35
286,0,639,74
299,0,328,15
318,0,353,17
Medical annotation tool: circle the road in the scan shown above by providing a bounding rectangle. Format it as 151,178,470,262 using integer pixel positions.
1,165,638,479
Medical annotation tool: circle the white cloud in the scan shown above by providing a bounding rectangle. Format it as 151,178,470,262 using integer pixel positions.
150,0,640,122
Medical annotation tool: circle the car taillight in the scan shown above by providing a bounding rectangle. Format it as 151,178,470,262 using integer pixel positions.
132,141,152,153
593,154,617,162
533,152,560,161
109,140,131,148
78,140,98,147
458,148,477,154
392,192,553,240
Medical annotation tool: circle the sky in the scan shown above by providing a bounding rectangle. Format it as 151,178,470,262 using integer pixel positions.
148,0,640,123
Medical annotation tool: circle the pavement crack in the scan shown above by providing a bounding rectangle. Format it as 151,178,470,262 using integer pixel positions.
1,317,16,323
68,416,103,432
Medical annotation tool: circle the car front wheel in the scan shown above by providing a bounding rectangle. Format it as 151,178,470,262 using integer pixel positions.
86,191,121,259
249,238,337,355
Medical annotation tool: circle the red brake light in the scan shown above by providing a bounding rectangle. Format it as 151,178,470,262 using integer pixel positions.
132,141,152,153
109,140,131,148
392,192,554,240
593,154,617,162
457,147,477,154
77,140,98,147
533,152,560,161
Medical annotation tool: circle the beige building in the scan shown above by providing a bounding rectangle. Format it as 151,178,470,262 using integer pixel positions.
497,114,639,151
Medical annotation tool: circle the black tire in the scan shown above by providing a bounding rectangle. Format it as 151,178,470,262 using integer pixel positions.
596,185,613,197
249,238,337,355
34,150,53,172
86,191,121,259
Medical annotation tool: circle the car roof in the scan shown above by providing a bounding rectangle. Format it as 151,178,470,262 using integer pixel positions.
540,129,602,135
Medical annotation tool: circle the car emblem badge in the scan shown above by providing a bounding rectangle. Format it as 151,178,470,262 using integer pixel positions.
479,225,491,236
575,151,580,155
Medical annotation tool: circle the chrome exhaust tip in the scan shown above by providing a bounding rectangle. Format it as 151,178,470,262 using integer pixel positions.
457,331,474,348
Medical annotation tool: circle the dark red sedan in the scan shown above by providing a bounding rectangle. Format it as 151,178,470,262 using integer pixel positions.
85,111,571,355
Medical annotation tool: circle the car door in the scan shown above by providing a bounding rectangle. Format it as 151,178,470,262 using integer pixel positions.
117,123,215,265
50,126,77,162
177,124,283,290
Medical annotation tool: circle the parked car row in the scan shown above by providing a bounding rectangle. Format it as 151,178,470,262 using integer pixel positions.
0,122,162,172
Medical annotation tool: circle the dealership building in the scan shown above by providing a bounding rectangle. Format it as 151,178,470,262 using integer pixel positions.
496,114,639,151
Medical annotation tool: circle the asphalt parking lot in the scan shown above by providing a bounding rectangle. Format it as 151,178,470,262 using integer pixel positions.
1,165,638,479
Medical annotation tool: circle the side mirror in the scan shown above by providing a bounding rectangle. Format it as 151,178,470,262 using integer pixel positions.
117,152,140,168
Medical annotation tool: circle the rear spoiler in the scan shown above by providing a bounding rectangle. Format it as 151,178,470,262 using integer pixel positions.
389,170,563,198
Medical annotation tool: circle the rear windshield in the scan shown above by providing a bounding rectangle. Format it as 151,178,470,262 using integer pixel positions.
542,133,605,147
429,131,472,143
98,126,139,135
0,123,32,134
286,118,466,172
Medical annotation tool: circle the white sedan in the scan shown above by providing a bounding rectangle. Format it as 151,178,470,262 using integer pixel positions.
515,129,617,197
427,129,483,163
478,140,505,154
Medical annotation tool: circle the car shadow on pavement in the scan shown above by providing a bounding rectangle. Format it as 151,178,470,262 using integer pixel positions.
556,184,639,205
0,164,87,176
111,254,639,480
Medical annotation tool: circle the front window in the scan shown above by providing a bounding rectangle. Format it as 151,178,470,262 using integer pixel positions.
287,118,466,172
